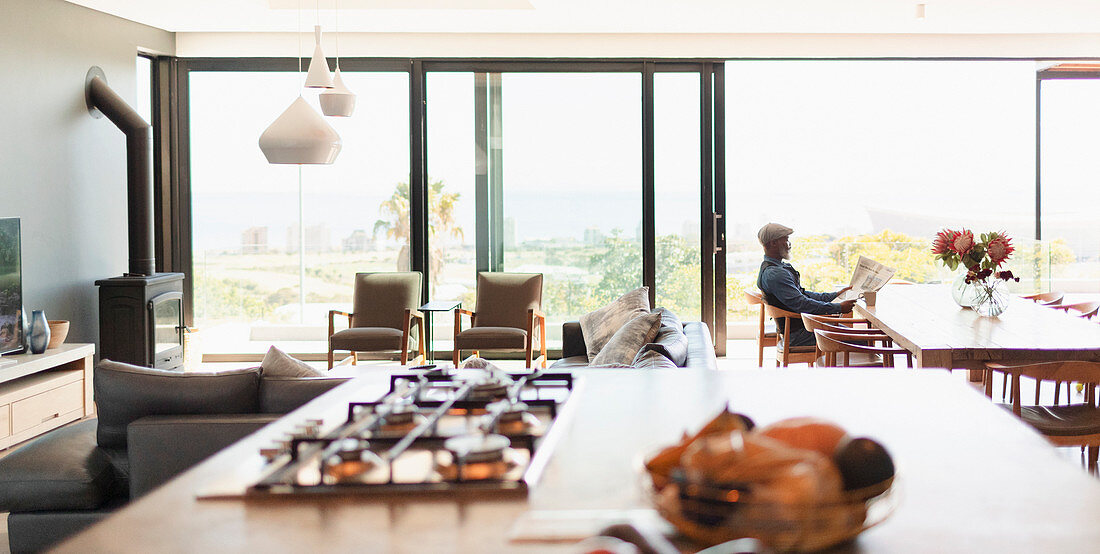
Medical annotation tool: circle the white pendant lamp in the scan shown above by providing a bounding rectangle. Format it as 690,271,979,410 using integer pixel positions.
259,97,341,164
320,0,356,117
257,0,341,164
320,69,356,117
304,25,333,89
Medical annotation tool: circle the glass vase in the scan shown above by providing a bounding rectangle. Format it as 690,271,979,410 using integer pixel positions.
28,310,50,354
972,279,1009,317
950,274,980,308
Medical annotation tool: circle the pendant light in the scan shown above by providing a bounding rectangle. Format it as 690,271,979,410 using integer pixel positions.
304,25,334,89
258,0,341,164
320,0,356,117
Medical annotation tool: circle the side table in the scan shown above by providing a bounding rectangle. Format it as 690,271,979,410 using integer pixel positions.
418,301,461,364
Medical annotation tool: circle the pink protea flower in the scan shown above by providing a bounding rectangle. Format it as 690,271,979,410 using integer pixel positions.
952,229,975,255
987,233,1014,265
932,229,956,255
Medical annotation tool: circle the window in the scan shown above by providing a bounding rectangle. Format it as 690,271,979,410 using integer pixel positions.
188,71,410,354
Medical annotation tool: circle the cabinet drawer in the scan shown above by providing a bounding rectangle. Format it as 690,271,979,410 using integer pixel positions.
12,381,82,435
0,404,10,440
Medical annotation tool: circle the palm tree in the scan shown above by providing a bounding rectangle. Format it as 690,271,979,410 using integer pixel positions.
373,180,464,284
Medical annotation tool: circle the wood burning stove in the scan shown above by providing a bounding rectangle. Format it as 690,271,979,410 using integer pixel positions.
96,273,184,370
87,67,187,370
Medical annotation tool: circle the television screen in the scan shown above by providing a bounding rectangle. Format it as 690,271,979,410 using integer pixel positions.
0,218,22,355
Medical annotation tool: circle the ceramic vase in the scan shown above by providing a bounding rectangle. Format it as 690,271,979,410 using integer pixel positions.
28,310,50,354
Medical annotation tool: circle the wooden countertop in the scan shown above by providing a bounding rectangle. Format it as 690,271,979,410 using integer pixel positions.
57,368,1100,553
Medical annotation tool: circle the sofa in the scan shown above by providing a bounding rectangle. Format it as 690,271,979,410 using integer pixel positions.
0,360,348,553
551,320,717,371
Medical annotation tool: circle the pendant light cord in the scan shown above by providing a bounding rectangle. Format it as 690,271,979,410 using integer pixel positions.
335,0,340,70
297,0,303,87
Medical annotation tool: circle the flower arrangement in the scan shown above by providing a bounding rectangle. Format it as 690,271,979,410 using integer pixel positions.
931,229,1020,284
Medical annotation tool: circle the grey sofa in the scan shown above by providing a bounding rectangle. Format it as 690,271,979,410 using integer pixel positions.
0,360,348,553
551,320,717,370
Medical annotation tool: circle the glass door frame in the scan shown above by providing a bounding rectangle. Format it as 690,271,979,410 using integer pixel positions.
165,57,726,355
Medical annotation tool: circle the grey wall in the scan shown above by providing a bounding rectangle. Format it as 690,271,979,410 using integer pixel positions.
0,0,174,347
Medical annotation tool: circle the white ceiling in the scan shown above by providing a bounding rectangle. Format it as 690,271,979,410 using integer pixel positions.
63,0,1100,35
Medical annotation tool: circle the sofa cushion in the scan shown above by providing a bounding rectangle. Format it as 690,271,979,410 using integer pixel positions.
591,312,663,367
259,376,349,414
329,327,404,352
261,346,325,378
579,287,650,361
454,327,528,350
640,308,689,367
632,349,681,369
94,360,261,449
0,419,116,512
8,501,125,554
549,355,590,369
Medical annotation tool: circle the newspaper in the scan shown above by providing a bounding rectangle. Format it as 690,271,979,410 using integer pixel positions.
837,255,896,301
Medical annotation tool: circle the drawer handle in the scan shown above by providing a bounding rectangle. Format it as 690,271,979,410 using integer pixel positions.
41,412,60,423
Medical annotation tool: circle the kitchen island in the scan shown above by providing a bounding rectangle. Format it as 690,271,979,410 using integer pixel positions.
57,368,1100,552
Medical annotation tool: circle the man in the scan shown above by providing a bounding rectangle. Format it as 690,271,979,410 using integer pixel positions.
757,223,855,347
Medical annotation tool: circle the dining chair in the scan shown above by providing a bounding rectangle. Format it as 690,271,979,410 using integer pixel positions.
1020,291,1065,306
744,289,778,367
761,302,817,367
986,360,1100,473
453,272,547,369
327,272,425,369
802,313,889,367
813,329,913,368
1054,301,1100,320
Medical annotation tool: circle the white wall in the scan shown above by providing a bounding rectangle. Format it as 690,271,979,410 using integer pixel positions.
178,32,1100,59
0,0,175,346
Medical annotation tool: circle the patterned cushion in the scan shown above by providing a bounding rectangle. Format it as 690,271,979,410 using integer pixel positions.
591,312,663,367
261,346,325,378
579,287,651,361
641,307,689,366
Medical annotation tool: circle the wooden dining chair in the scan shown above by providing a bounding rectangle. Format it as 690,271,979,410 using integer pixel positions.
744,289,778,367
1021,291,1065,306
986,360,1100,473
1054,301,1100,320
813,329,913,368
762,303,817,367
802,313,890,367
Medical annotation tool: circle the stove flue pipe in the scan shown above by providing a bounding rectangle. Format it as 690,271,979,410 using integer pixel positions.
85,66,155,277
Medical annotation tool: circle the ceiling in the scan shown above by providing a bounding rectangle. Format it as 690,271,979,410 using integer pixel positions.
63,0,1100,35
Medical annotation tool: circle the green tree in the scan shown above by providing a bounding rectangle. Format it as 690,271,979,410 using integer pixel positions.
373,180,464,284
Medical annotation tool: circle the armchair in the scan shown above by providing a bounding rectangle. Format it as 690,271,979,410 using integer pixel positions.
328,272,425,369
453,272,547,368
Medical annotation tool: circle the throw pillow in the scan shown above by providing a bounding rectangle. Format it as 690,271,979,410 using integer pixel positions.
261,345,326,378
590,311,662,367
641,307,689,367
94,360,261,449
632,349,680,369
579,286,651,361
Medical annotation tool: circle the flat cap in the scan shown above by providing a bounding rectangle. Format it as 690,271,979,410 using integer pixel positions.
758,222,794,245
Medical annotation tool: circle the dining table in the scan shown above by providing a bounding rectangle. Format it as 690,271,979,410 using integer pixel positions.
854,284,1100,376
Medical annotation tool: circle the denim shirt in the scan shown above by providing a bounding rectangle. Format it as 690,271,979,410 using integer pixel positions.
757,256,843,315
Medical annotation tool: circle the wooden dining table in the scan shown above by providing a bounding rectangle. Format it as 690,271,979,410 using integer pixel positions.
854,284,1100,372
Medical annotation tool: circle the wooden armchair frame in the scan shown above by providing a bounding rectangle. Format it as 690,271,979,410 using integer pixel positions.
1021,291,1065,306
327,308,425,369
453,307,547,369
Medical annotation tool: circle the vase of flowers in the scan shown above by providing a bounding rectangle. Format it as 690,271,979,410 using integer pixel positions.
932,229,1020,317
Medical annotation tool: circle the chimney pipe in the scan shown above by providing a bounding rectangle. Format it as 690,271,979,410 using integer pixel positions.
85,66,155,277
